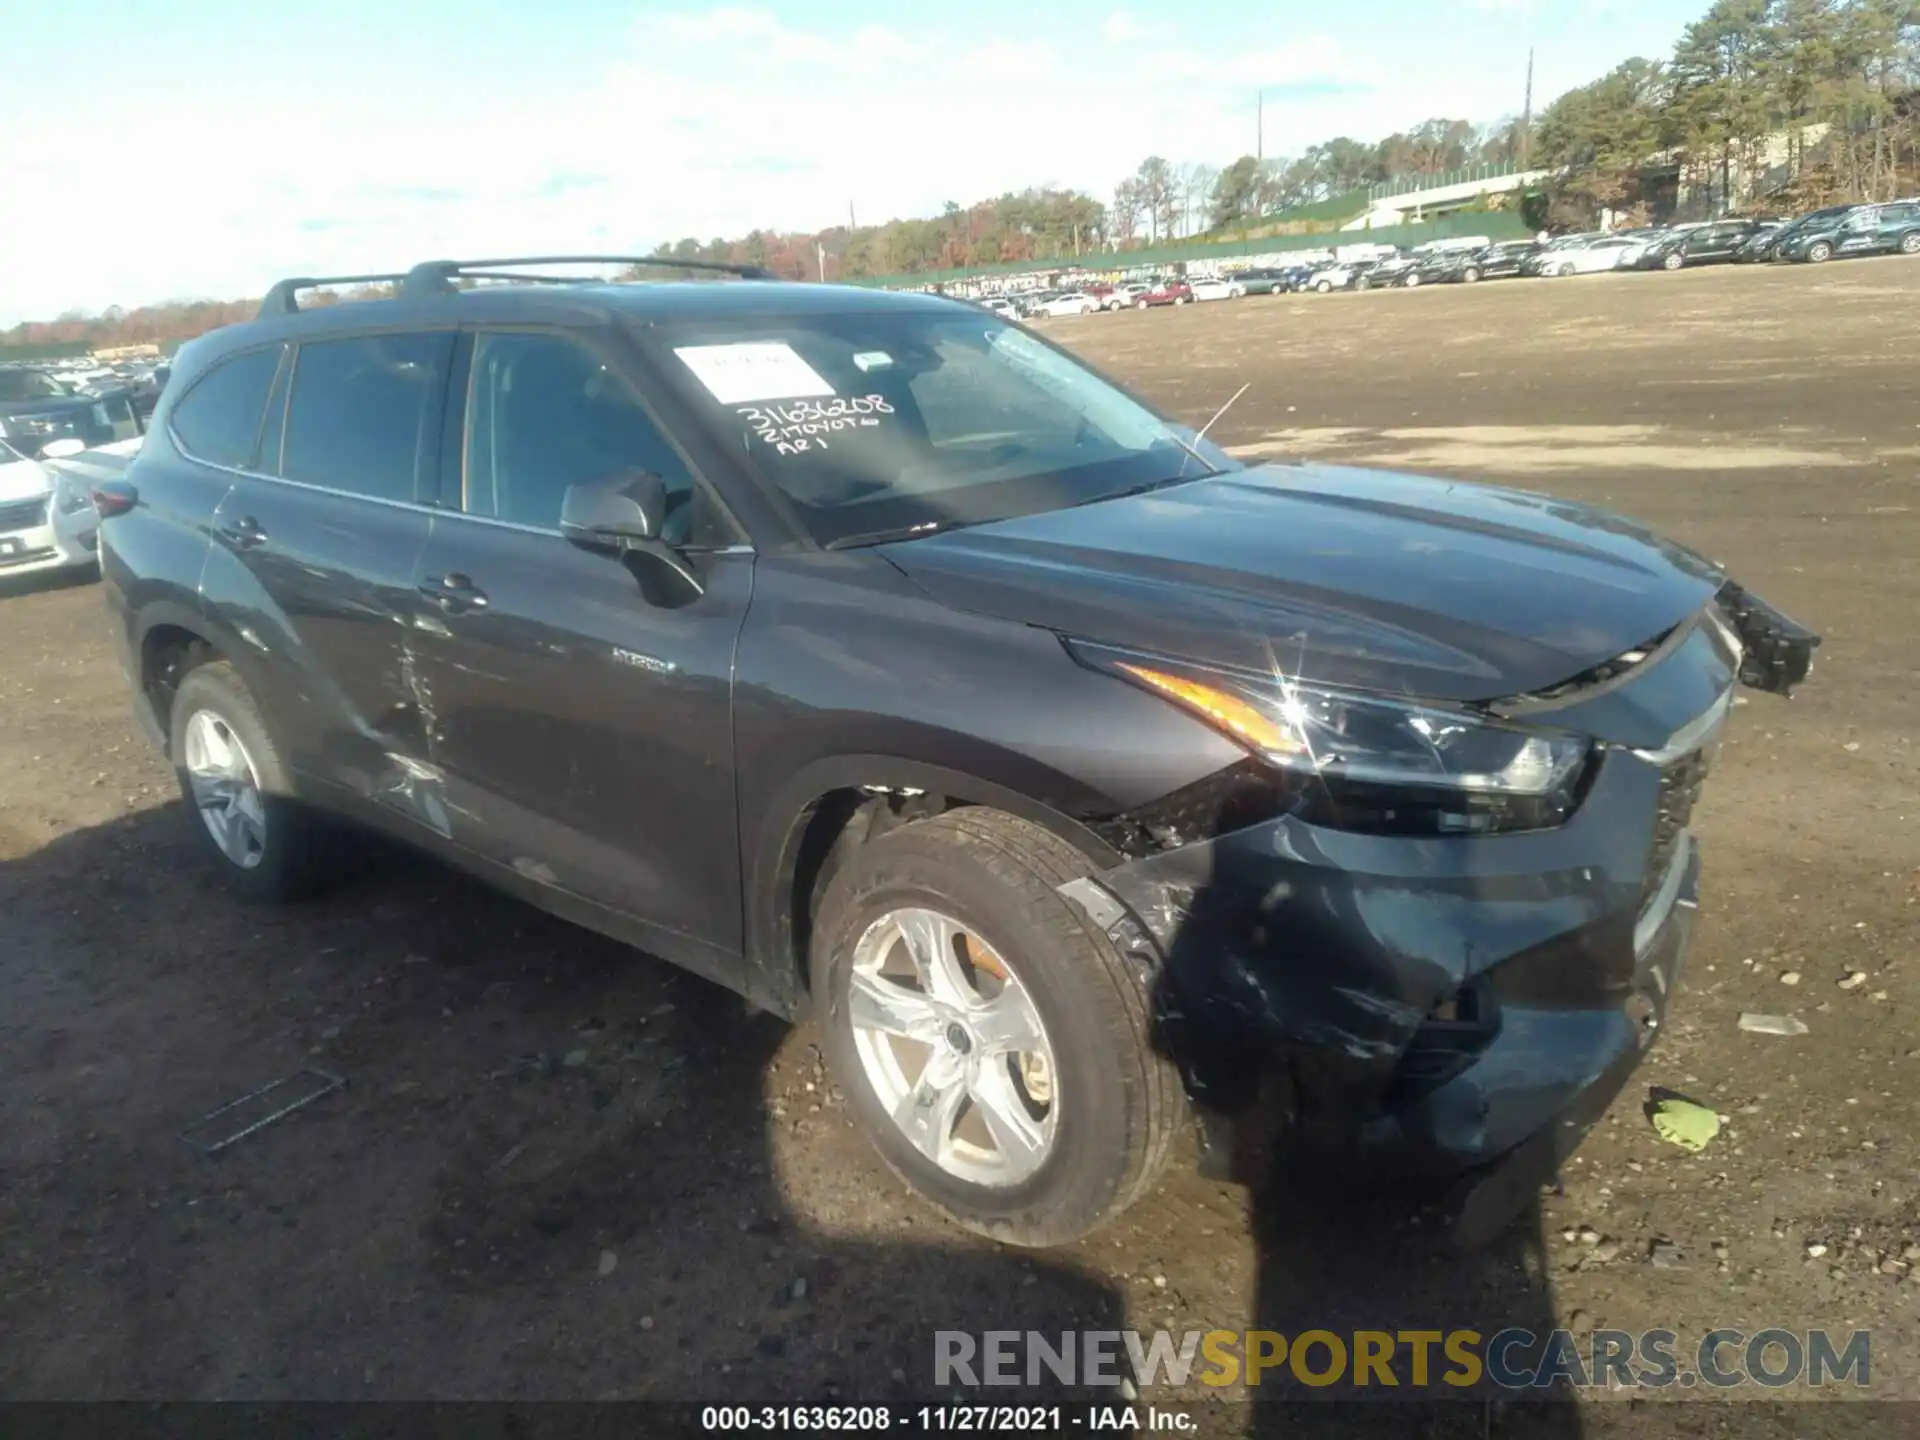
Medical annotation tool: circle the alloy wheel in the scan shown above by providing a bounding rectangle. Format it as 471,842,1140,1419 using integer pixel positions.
183,708,267,869
846,906,1058,1188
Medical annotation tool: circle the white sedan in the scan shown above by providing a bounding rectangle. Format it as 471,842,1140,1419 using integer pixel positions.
1187,277,1246,301
1535,236,1641,275
0,436,112,582
1029,292,1102,318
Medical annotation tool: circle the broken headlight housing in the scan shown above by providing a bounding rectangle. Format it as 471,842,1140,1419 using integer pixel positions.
1073,641,1591,836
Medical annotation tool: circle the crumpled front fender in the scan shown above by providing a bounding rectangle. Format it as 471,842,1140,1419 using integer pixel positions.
1717,579,1819,697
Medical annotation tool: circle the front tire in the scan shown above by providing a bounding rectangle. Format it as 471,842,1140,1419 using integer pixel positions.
1314,280,1332,293
1662,251,1684,271
1806,241,1832,263
169,660,337,902
811,810,1181,1247
1462,267,1481,283
1900,232,1920,256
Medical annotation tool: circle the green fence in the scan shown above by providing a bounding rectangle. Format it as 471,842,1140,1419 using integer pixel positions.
852,211,1530,290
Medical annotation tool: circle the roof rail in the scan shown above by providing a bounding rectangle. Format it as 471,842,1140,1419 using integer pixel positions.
400,254,777,297
256,273,413,320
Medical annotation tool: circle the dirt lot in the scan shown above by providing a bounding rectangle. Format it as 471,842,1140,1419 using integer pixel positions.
3,260,1917,1432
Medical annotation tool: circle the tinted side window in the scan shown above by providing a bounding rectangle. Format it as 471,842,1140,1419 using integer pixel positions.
169,345,283,470
281,333,453,503
463,331,696,532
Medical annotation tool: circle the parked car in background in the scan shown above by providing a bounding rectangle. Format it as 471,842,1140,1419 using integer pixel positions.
1533,235,1640,276
129,363,173,420
1637,219,1769,270
980,298,1021,320
1408,249,1486,285
1304,261,1373,293
1725,221,1785,262
1472,241,1542,279
1187,276,1245,302
1358,254,1421,289
1134,278,1193,307
0,435,104,580
1232,267,1293,296
0,366,145,458
1030,291,1103,318
1777,202,1920,263
1106,284,1151,310
1742,205,1854,263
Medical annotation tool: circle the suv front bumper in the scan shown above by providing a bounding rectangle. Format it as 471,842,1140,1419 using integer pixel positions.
1060,736,1709,1232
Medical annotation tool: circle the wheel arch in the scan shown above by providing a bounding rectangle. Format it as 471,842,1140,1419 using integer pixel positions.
743,753,1123,1020
132,600,246,759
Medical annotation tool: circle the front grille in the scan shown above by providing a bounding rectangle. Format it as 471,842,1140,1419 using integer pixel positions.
0,495,49,533
1644,746,1712,906
0,546,57,570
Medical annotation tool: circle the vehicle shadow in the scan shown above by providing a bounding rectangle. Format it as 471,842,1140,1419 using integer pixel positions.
0,805,1123,1404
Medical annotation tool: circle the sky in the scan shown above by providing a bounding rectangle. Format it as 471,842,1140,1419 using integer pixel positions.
2,0,1714,324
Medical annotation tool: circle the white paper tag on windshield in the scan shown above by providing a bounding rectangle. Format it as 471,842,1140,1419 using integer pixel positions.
674,342,835,405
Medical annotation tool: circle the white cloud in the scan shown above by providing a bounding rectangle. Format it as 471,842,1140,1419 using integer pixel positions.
2,6,1550,320
1102,10,1158,44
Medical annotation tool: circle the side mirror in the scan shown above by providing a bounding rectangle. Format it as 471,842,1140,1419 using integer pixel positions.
560,471,667,548
39,438,87,460
559,471,704,603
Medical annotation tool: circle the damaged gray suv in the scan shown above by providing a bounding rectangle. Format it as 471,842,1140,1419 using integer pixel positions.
98,256,1819,1247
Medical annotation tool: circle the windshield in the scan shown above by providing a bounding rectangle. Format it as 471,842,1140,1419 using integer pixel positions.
652,307,1233,546
0,370,73,402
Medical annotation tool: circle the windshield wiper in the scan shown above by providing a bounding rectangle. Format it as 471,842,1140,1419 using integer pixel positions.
824,518,971,550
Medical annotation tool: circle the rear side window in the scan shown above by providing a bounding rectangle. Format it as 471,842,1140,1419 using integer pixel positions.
169,345,283,470
281,333,454,503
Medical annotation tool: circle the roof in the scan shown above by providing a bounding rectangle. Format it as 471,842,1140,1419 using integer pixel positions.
179,277,966,372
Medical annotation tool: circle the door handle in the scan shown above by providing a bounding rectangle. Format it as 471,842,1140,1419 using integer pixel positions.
218,515,268,549
418,573,489,611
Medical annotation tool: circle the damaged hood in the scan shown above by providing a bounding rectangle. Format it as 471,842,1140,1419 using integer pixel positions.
881,462,1725,703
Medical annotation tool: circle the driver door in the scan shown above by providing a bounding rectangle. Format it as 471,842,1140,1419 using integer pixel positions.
402,325,754,979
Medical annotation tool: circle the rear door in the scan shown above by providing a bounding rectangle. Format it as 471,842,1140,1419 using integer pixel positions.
403,325,754,976
202,330,453,817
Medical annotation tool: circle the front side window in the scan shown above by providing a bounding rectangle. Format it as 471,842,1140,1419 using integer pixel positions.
462,331,702,536
653,308,1232,547
281,333,453,502
169,344,284,470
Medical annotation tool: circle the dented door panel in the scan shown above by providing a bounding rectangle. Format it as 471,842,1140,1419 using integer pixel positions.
401,515,753,962
201,478,435,803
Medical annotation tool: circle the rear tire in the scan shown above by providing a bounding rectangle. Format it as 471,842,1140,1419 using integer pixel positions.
811,810,1182,1247
169,661,339,903
1314,280,1332,293
1900,232,1920,256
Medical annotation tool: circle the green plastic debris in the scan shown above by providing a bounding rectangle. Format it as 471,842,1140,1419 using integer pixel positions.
1649,1097,1721,1153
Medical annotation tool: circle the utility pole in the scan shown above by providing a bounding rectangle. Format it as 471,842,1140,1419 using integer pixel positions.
1256,90,1264,164
848,200,857,233
1520,48,1533,169
816,241,826,283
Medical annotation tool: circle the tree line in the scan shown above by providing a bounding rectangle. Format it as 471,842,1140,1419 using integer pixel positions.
5,0,1915,352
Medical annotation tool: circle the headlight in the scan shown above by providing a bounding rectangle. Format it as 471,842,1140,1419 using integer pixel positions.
55,479,93,515
1072,641,1591,835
